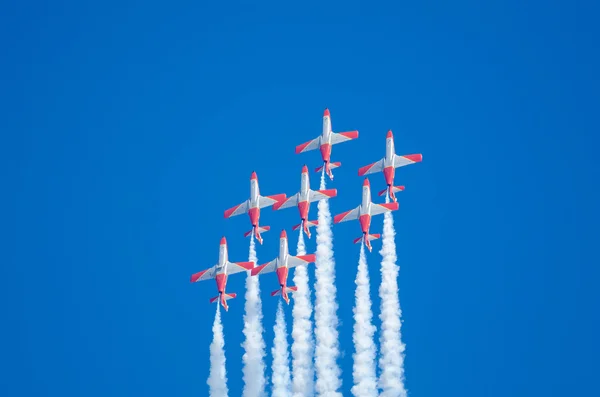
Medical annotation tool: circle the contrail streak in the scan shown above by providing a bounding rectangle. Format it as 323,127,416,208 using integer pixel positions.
351,243,378,397
242,235,266,397
208,305,229,397
291,229,315,397
272,301,292,397
313,171,342,396
378,195,407,397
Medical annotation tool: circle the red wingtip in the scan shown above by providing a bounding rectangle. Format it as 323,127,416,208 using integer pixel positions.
220,236,226,245
323,108,330,117
363,178,370,187
250,171,258,180
280,229,287,239
190,270,207,283
387,130,393,139
405,154,423,163
302,164,308,174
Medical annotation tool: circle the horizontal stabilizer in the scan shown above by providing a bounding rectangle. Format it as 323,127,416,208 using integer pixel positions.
271,286,298,297
210,292,236,304
210,292,236,311
315,162,341,173
353,234,381,244
378,186,405,197
244,226,270,238
292,220,318,231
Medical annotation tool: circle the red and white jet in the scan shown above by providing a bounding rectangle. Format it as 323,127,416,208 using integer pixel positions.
224,171,286,244
333,178,399,252
251,230,316,304
190,237,255,311
272,165,337,238
295,108,359,180
358,130,423,202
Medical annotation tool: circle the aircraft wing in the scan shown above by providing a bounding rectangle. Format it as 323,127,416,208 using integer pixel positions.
358,159,384,176
330,131,359,145
190,266,217,283
224,200,249,218
333,206,361,223
393,153,423,168
295,137,321,154
251,259,278,276
225,261,255,275
370,202,399,217
287,254,317,268
309,189,337,202
259,194,287,209
273,194,299,210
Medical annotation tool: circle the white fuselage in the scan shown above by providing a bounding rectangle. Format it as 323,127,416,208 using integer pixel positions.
278,237,289,268
360,184,372,216
384,136,395,167
216,244,228,275
299,172,310,202
321,115,332,144
249,178,260,208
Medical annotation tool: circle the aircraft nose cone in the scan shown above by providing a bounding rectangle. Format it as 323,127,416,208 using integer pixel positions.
363,177,370,187
250,171,257,180
323,108,330,117
387,130,393,138
220,236,227,245
280,229,287,239
302,164,308,173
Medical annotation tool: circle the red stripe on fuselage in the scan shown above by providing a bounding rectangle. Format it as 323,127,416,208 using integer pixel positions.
215,273,227,293
298,200,309,220
276,267,288,287
383,166,395,186
359,214,371,234
320,143,331,163
248,207,259,226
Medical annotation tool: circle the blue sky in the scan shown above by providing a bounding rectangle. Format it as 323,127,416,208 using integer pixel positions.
2,1,599,396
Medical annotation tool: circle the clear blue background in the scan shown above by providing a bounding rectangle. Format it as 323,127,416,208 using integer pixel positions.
2,1,599,396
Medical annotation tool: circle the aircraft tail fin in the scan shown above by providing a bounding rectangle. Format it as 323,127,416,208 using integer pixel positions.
209,292,237,311
244,226,270,244
292,220,318,238
315,162,341,180
271,286,298,304
353,234,381,252
378,185,405,201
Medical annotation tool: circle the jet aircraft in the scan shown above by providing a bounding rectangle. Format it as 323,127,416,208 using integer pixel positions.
295,108,358,180
333,178,399,252
250,230,316,304
272,165,337,238
224,171,286,244
190,237,255,311
358,130,422,202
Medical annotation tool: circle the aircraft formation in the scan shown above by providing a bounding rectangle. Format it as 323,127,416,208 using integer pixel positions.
190,109,423,310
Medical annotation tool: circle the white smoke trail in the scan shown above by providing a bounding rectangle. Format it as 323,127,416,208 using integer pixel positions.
313,171,342,396
208,305,229,397
272,301,292,397
351,243,378,397
378,194,407,397
291,229,315,397
242,235,267,397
